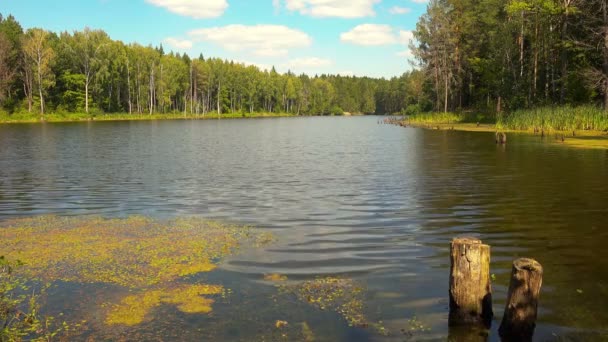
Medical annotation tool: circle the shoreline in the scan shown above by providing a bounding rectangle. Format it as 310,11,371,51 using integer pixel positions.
0,112,305,125
0,112,369,125
399,121,608,149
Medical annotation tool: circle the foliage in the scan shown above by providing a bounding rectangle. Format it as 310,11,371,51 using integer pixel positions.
0,216,273,328
410,0,608,113
0,13,414,117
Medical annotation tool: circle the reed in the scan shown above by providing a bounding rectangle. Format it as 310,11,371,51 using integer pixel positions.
497,106,608,132
407,112,465,124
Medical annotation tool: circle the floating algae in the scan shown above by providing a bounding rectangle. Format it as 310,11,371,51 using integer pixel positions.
281,277,368,328
0,216,272,327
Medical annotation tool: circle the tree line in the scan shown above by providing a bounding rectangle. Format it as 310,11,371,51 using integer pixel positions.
409,0,608,114
0,13,416,118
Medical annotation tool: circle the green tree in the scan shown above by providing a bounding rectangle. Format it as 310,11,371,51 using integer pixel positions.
68,28,110,114
22,28,55,116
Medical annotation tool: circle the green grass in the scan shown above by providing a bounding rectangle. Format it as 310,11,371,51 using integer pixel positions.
406,112,466,124
496,105,608,132
0,111,298,124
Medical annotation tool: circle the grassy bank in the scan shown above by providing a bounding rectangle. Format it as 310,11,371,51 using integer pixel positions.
0,111,300,124
402,106,608,149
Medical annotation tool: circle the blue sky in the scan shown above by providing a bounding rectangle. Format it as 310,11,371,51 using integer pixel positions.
2,0,427,78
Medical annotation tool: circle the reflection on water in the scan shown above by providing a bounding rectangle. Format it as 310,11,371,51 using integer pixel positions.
0,117,607,341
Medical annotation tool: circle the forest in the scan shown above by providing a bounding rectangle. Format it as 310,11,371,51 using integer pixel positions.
0,13,413,119
410,0,608,114
1,0,607,122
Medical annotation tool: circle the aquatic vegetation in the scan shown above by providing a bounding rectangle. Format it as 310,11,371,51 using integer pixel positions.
275,320,289,329
497,105,608,132
0,216,272,327
281,277,367,327
105,284,224,326
407,112,466,124
300,321,316,341
400,316,431,340
0,256,83,341
264,273,288,282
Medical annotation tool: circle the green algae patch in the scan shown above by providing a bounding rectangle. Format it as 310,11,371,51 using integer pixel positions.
105,284,225,326
280,277,367,328
0,216,272,327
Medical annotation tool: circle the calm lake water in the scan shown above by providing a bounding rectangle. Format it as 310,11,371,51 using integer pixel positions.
0,116,607,341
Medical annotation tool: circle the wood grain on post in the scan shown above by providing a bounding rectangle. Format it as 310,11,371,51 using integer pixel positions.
499,258,543,341
449,237,493,326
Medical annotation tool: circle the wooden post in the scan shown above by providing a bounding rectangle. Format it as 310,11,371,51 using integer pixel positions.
449,237,493,326
499,258,543,341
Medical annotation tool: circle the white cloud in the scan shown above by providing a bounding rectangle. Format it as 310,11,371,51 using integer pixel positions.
283,0,380,18
163,37,193,50
396,50,414,58
188,25,312,57
283,57,332,70
337,70,355,77
340,25,416,47
340,24,397,46
238,60,272,71
411,0,428,3
399,30,414,45
389,6,411,14
146,0,228,18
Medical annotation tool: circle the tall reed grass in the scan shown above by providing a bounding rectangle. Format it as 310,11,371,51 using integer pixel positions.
497,106,608,132
407,112,465,124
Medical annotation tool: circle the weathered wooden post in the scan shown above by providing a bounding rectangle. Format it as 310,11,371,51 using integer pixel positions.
499,258,543,341
449,237,493,326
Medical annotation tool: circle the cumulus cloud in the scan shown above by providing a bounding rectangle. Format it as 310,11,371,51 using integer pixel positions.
399,30,414,45
389,6,411,14
283,57,332,70
340,25,416,48
340,24,398,46
188,25,312,57
282,0,380,18
411,0,429,3
163,37,193,50
146,0,228,18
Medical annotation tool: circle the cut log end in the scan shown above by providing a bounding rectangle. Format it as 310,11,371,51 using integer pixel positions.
513,258,543,274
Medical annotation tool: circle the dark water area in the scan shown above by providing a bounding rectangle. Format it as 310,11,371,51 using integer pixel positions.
0,116,607,341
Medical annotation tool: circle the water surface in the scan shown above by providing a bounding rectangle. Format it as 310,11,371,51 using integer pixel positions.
0,116,607,341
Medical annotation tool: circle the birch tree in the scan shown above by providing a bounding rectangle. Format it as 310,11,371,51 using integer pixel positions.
22,28,54,116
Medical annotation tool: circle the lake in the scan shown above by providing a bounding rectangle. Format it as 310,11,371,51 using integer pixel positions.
0,116,607,341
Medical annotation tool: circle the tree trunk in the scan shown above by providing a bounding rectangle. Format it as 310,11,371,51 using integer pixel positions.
127,60,132,114
533,12,539,100
444,73,449,113
560,8,569,104
603,0,608,111
499,258,543,341
520,11,525,78
449,237,492,326
37,52,44,116
85,75,89,114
